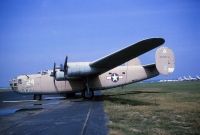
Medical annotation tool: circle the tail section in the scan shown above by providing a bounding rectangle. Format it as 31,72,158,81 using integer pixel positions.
155,46,175,75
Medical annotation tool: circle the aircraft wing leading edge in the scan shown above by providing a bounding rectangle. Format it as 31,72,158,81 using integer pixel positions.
90,38,165,73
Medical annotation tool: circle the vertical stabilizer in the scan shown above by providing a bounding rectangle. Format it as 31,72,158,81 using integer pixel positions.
155,46,175,75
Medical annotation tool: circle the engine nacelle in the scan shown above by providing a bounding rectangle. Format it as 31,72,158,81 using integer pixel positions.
55,62,98,81
55,71,65,81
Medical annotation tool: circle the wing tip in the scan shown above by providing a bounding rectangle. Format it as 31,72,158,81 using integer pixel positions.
140,37,165,48
151,37,165,45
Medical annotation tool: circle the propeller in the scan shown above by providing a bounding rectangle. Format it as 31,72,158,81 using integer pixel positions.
53,62,56,84
64,56,68,77
51,56,68,82
51,62,59,91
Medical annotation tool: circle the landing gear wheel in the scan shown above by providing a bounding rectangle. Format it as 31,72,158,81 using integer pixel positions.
65,93,76,98
33,94,42,100
82,90,94,99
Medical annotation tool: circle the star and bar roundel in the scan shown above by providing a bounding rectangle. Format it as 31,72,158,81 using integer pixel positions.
106,73,123,82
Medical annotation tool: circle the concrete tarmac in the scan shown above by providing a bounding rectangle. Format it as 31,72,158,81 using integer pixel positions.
0,90,108,135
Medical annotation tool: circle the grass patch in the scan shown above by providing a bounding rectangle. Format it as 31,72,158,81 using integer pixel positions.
103,81,200,135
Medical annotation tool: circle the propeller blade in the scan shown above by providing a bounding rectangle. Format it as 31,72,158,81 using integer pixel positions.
60,64,64,71
53,62,56,84
64,56,68,70
64,56,68,76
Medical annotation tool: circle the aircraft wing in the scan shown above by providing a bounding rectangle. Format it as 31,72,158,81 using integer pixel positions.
90,38,164,74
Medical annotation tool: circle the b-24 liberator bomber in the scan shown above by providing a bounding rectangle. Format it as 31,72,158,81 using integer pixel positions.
10,38,175,100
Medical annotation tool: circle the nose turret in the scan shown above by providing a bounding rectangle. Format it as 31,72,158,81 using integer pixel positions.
9,78,18,91
9,75,24,92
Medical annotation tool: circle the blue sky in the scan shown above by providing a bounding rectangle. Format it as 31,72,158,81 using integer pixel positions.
0,0,199,86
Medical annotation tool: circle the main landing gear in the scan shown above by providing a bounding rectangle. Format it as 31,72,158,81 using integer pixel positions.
65,93,76,98
33,94,42,100
82,89,94,99
82,78,94,99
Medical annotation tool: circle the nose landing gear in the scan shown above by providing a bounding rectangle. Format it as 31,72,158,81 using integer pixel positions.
33,94,42,100
82,78,94,99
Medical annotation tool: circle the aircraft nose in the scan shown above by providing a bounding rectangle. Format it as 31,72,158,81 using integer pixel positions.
9,78,18,91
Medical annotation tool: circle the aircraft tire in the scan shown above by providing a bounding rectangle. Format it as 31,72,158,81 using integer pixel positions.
82,89,94,99
65,93,76,98
33,94,42,100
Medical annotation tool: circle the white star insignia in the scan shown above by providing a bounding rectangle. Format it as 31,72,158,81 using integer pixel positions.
111,73,119,82
163,48,167,53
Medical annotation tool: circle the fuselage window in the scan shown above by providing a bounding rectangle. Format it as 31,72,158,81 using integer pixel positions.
18,79,22,84
122,72,126,75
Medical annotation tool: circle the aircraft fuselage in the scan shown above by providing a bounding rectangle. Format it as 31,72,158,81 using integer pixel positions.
11,64,158,94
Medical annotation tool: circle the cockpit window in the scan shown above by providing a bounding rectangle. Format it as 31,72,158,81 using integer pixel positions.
37,70,50,75
18,79,22,84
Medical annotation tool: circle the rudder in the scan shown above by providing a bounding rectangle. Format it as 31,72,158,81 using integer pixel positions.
155,46,175,75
